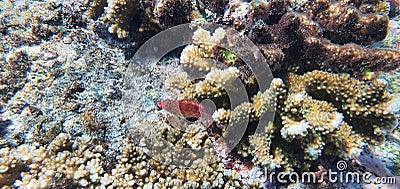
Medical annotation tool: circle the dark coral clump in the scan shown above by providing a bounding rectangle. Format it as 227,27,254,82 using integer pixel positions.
153,0,194,29
240,0,400,78
85,0,194,38
296,0,390,45
84,0,400,78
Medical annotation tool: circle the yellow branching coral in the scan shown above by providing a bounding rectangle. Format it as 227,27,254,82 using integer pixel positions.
209,69,394,169
287,70,399,142
213,78,284,129
86,0,139,38
165,72,191,90
167,66,241,100
280,93,363,160
248,122,276,168
100,139,251,188
0,129,255,188
0,133,105,188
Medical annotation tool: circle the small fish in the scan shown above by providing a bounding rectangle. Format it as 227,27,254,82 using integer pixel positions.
157,99,211,119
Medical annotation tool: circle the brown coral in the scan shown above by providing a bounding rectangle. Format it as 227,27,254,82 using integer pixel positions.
1,50,30,106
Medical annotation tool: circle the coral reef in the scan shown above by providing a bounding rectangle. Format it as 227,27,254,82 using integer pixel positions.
286,71,399,141
7,134,104,188
210,69,397,170
167,26,399,179
84,0,400,79
1,132,253,188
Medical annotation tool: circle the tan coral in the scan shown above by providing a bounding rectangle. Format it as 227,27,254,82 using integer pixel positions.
248,122,276,169
212,78,284,128
101,137,252,188
86,0,139,38
287,70,399,142
180,27,226,72
1,133,105,188
0,147,23,186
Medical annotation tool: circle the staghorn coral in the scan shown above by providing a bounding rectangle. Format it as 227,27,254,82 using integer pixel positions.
169,26,399,178
286,70,399,142
0,132,260,188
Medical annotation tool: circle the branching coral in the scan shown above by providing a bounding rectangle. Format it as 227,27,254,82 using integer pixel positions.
100,139,251,188
167,26,399,177
211,70,396,171
106,0,140,38
180,27,226,72
286,70,399,142
1,134,105,188
86,0,140,38
83,0,399,79
0,147,23,186
0,131,259,188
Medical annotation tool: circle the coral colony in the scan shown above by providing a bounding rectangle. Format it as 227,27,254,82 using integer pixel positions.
0,0,399,188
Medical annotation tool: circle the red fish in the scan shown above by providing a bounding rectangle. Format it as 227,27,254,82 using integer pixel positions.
157,99,210,119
